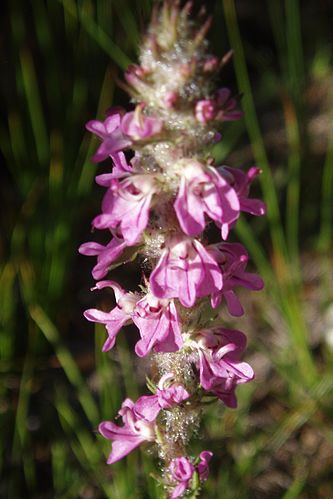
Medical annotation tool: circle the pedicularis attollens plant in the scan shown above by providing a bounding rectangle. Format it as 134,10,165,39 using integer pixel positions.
79,1,265,497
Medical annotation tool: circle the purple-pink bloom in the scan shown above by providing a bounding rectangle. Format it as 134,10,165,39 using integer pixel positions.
150,234,223,308
197,451,213,481
195,327,254,408
86,105,162,163
134,374,190,422
214,88,243,122
133,294,183,357
93,174,158,245
124,64,150,94
156,381,189,409
95,152,133,186
169,456,195,498
209,242,264,315
195,99,216,124
203,55,219,72
121,104,163,141
174,161,240,239
78,232,128,280
83,280,139,352
86,111,132,162
99,398,156,464
219,166,266,225
164,90,178,109
169,450,213,498
194,88,242,125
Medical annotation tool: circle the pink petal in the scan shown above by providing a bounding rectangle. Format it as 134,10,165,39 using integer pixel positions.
133,395,161,421
99,421,145,464
174,176,206,236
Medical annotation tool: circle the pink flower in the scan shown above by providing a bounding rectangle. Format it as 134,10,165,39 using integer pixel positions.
214,88,243,122
219,166,266,230
83,280,184,356
197,451,213,481
169,457,195,498
194,88,242,125
209,242,264,315
164,91,178,109
121,104,162,141
99,398,156,464
86,111,132,163
86,106,163,163
134,374,190,422
124,64,149,94
203,55,219,72
169,451,213,498
155,375,190,409
174,161,240,239
133,294,183,357
78,232,128,280
150,235,223,308
83,280,139,351
195,328,254,408
95,152,133,185
195,99,216,124
92,174,158,245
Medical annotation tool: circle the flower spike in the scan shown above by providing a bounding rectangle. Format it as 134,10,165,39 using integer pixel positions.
80,2,265,496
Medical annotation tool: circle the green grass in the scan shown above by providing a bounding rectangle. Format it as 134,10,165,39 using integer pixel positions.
1,0,333,497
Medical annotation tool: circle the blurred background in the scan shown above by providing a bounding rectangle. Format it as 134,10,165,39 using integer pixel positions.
1,0,333,497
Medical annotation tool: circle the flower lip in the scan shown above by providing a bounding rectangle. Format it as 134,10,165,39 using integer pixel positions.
174,160,240,239
149,234,223,308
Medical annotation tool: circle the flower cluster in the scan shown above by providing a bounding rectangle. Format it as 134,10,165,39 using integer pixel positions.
80,2,265,497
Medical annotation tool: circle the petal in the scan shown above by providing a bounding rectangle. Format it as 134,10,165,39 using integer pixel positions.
104,114,121,133
171,483,187,499
133,395,161,421
155,300,183,351
213,386,238,408
91,131,132,163
177,256,198,308
134,312,165,357
84,308,115,323
95,173,116,187
222,359,254,381
224,290,244,317
159,385,189,408
85,119,106,137
194,240,223,296
93,280,127,302
101,434,144,464
112,151,133,173
91,237,127,280
210,292,222,309
121,111,162,140
174,177,205,236
120,193,153,245
78,241,105,256
216,328,248,352
134,299,183,355
199,351,215,390
198,451,213,480
150,250,174,299
231,272,264,291
93,214,117,230
208,168,240,225
84,307,130,351
240,198,266,216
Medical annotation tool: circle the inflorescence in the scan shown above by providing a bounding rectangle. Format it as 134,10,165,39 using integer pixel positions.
79,2,265,497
